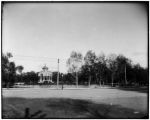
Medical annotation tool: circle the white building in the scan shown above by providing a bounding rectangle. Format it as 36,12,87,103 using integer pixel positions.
38,65,53,84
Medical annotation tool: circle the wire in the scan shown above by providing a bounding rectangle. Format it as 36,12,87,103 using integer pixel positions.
11,58,57,63
12,54,69,62
13,54,64,60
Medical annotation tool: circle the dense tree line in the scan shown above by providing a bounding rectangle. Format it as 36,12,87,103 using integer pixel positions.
66,50,148,87
2,51,148,88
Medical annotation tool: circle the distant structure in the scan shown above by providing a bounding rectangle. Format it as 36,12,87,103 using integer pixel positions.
38,65,53,84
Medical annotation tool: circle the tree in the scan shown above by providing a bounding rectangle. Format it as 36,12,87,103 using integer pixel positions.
80,64,90,85
2,53,9,87
84,50,96,87
95,53,107,86
23,71,38,85
2,53,9,74
63,73,75,85
9,62,16,86
7,52,13,58
2,52,16,87
132,64,148,86
67,51,83,87
116,54,132,85
16,65,24,82
106,54,118,87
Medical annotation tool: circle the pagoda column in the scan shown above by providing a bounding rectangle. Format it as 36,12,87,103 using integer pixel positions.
40,75,42,83
48,76,49,82
51,74,52,82
42,75,44,82
48,76,50,83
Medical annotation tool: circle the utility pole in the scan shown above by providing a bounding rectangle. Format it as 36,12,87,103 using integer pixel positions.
57,59,59,89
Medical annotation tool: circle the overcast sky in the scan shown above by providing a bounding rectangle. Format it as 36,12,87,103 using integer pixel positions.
2,2,148,73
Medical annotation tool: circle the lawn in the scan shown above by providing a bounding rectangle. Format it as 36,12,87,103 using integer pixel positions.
2,97,148,119
2,87,148,118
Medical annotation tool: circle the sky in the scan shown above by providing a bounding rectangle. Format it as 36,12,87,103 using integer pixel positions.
2,2,148,73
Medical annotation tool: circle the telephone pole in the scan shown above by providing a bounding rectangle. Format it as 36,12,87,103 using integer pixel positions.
57,59,59,89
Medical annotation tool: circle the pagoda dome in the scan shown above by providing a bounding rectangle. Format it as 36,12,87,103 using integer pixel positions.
42,65,48,70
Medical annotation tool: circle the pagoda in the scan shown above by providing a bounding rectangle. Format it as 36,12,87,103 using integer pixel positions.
38,65,53,84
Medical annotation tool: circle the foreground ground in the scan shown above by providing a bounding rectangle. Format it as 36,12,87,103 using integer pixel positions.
2,86,148,118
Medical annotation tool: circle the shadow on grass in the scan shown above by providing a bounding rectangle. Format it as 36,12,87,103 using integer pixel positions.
2,97,148,119
115,87,148,93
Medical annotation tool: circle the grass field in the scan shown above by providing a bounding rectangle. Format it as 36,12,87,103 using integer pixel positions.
2,87,148,118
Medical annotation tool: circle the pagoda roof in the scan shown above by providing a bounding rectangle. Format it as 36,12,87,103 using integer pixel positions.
42,65,48,70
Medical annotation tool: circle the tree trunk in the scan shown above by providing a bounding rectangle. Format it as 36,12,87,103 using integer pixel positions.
111,73,114,87
88,75,91,87
103,81,105,86
125,64,128,85
76,72,78,88
21,73,22,82
95,74,97,84
7,73,10,89
99,73,103,87
99,76,101,86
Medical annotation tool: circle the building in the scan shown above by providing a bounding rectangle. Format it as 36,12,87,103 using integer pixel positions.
38,65,53,84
